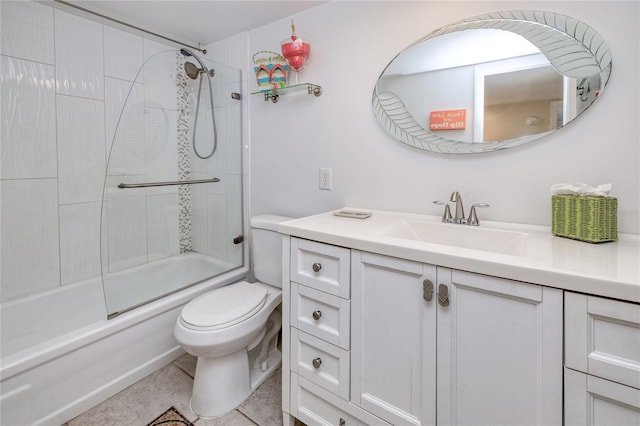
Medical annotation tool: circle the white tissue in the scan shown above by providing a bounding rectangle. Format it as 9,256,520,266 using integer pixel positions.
550,182,612,197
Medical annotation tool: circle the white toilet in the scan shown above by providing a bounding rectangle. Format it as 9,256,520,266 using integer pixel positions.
174,215,290,418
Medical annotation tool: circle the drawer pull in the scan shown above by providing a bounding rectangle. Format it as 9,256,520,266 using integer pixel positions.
312,262,322,272
339,418,346,426
312,310,322,320
423,279,434,302
312,357,322,368
438,283,450,307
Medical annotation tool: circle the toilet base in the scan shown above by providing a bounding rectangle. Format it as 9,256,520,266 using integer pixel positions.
190,347,281,418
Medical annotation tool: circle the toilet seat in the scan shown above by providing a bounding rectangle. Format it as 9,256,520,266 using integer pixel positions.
180,282,268,331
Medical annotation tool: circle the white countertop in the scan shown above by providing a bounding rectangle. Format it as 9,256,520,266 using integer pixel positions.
278,208,640,303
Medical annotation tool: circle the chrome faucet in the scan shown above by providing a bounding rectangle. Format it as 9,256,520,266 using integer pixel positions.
450,191,465,224
434,192,490,226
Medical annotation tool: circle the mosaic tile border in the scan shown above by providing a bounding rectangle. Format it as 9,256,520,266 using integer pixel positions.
177,53,192,253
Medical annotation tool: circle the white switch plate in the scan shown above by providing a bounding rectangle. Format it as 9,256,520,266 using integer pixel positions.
319,168,332,190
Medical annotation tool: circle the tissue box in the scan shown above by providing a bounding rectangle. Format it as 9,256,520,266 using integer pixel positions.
552,194,617,243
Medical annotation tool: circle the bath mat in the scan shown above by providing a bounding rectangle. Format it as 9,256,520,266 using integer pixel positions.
146,406,194,426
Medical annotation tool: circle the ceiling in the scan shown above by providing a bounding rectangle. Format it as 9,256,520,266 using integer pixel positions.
49,1,326,48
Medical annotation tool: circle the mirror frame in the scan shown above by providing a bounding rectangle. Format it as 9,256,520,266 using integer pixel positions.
373,10,612,154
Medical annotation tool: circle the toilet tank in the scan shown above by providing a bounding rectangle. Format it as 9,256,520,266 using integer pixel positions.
250,215,292,288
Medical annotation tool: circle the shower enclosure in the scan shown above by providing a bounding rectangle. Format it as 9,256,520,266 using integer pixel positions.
101,49,243,318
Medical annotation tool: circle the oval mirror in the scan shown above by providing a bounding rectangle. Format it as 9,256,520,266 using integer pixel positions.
373,10,612,154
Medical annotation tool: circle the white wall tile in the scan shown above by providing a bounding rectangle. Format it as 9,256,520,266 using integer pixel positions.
0,0,54,64
143,38,174,62
54,10,104,99
143,40,177,111
0,179,60,301
190,183,208,254
106,189,148,272
189,103,225,182
59,202,102,285
147,190,180,262
207,193,228,259
105,78,146,176
203,32,248,72
104,26,144,82
1,55,57,179
145,107,178,183
57,95,106,204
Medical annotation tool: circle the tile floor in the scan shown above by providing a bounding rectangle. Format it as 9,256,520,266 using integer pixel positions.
66,354,284,426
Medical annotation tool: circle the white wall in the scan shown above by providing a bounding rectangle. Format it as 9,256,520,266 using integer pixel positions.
248,1,639,235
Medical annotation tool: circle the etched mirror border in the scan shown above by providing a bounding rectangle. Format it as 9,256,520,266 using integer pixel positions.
373,10,612,154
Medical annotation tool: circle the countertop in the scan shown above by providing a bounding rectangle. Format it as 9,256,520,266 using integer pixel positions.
278,208,640,303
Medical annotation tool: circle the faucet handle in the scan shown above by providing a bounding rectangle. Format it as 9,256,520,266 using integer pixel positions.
433,201,453,223
467,203,490,226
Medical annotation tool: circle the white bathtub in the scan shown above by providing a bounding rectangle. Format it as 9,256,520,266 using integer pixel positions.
0,254,247,425
104,251,238,317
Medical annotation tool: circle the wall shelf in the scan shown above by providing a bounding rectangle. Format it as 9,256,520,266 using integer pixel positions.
251,83,322,103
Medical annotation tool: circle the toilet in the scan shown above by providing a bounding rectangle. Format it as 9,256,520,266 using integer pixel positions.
174,215,290,418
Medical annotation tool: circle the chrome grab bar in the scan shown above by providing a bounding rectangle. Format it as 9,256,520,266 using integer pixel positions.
118,177,220,189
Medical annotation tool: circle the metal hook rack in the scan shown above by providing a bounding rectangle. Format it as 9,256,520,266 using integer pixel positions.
252,83,322,103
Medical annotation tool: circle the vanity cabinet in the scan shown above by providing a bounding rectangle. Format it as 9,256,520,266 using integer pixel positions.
351,250,563,426
285,237,563,426
287,238,391,425
564,293,640,425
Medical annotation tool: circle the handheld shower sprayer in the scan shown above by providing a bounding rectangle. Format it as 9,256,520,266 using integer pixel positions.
180,47,217,160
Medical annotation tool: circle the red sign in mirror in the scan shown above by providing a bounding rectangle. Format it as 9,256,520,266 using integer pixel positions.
429,109,466,130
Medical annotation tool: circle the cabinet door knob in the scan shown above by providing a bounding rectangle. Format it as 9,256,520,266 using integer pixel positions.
312,310,322,320
312,262,322,272
339,418,346,426
438,284,450,307
312,357,322,368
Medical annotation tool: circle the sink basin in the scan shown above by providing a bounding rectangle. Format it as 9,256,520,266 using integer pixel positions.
382,219,529,255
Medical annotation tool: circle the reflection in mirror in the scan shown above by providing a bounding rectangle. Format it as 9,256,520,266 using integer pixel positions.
373,11,611,154
476,51,564,142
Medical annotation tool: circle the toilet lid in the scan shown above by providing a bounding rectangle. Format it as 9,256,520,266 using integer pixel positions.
180,282,268,329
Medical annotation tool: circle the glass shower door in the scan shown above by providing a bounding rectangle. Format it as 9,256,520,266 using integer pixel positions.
101,49,243,318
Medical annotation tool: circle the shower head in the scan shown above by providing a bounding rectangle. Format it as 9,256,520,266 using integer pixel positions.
184,61,202,79
180,48,214,79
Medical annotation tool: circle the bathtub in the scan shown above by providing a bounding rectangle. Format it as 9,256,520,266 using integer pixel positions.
0,253,247,425
104,251,240,317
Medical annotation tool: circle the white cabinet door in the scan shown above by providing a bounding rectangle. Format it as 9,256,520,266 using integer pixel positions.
565,367,640,426
351,251,437,426
351,254,563,426
437,268,563,426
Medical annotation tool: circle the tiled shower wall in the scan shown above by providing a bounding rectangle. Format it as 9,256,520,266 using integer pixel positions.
0,0,238,304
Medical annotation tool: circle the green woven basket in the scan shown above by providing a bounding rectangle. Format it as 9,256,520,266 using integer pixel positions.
551,194,617,243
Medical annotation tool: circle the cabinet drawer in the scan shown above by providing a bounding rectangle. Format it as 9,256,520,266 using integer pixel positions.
291,328,350,400
292,283,351,349
565,367,640,425
291,238,350,298
566,292,640,389
291,373,391,426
